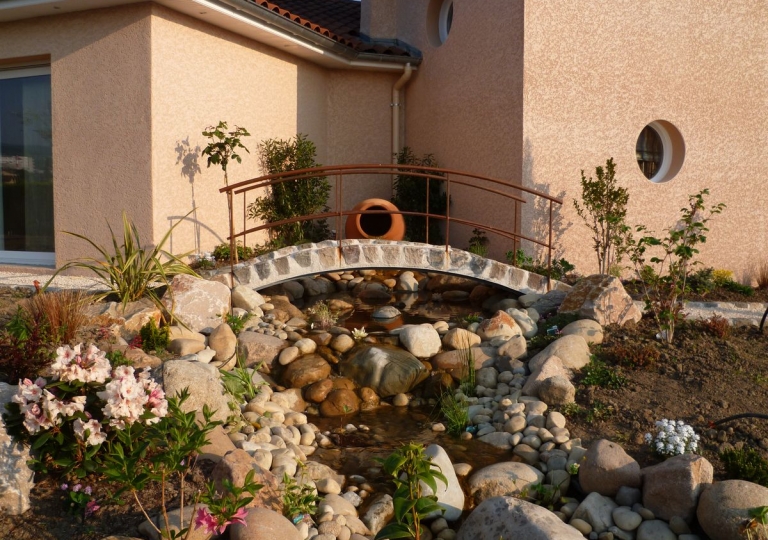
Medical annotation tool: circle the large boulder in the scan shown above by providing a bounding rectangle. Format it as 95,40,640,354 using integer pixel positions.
579,439,642,497
399,324,442,358
231,286,265,311
0,383,34,515
468,462,544,504
505,308,538,338
341,346,427,397
431,346,496,372
162,360,231,423
558,274,641,326
643,453,713,522
162,274,231,332
697,480,768,540
237,332,288,372
212,449,282,512
560,319,604,344
528,334,591,372
424,444,465,521
457,497,584,540
301,276,336,296
230,507,302,540
477,311,523,341
281,354,331,389
521,355,571,398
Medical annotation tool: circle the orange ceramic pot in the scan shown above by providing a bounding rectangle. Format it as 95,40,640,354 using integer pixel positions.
345,198,406,241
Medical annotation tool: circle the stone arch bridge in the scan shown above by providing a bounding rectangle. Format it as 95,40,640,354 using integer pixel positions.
215,239,570,295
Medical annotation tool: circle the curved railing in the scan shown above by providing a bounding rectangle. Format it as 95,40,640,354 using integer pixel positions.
220,163,562,284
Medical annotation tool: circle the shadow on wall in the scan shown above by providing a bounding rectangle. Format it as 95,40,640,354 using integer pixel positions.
171,137,225,257
521,137,572,262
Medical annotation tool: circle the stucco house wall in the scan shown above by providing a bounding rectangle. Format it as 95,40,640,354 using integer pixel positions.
0,3,154,268
396,0,526,258
521,0,768,278
387,0,767,278
0,2,397,266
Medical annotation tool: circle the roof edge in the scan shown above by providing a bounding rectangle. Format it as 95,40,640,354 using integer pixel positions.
220,0,421,67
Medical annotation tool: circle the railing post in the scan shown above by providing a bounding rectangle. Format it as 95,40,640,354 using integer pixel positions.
444,173,450,252
227,189,236,286
425,175,430,245
547,199,553,291
336,174,342,243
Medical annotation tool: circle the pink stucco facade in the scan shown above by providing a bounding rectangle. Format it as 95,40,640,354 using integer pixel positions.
397,0,768,279
0,2,398,267
0,0,765,281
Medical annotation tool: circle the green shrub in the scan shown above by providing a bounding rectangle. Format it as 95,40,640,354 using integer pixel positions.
581,358,627,389
573,158,631,274
688,267,716,295
282,470,321,521
627,189,726,343
722,279,755,297
139,319,169,352
467,228,489,256
721,447,768,487
247,134,331,246
506,248,575,281
213,241,254,262
391,147,447,244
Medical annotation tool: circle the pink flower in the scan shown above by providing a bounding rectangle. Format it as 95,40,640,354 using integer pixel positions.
194,508,219,534
84,500,100,517
231,507,248,527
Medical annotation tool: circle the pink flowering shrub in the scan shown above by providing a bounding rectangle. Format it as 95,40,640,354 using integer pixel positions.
2,343,168,477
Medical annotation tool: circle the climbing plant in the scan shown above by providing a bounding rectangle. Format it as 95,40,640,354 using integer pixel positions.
391,147,447,244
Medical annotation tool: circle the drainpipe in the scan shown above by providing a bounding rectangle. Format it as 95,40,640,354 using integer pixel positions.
392,63,413,185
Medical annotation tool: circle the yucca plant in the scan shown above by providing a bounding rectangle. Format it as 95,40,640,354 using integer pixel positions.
45,211,198,311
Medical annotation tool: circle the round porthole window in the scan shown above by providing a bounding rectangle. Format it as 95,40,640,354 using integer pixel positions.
438,1,454,43
427,0,454,46
635,120,685,183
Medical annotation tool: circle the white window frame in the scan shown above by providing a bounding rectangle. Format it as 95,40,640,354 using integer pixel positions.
0,65,55,267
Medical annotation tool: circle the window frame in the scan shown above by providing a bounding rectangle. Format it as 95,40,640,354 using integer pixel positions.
0,65,55,266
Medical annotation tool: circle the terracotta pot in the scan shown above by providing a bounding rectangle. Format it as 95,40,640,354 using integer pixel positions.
345,198,406,241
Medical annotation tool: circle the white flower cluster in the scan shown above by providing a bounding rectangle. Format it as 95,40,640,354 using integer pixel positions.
13,344,168,446
13,377,86,434
196,252,216,264
644,418,700,456
50,343,111,384
97,365,168,430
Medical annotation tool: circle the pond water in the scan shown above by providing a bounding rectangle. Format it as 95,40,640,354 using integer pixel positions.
308,404,509,496
297,288,499,497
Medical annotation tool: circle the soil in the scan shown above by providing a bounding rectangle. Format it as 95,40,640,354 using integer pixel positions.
561,318,768,477
0,283,766,539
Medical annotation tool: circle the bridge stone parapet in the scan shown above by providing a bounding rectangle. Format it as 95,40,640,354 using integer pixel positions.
216,239,571,295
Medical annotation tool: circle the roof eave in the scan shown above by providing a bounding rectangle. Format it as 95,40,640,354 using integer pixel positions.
192,0,421,70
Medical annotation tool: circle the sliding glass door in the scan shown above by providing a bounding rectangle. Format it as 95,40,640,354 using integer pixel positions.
0,66,54,265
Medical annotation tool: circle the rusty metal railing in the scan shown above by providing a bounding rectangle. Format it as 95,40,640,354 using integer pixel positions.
219,164,563,286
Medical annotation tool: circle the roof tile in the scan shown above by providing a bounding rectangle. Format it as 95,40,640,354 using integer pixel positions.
247,0,413,57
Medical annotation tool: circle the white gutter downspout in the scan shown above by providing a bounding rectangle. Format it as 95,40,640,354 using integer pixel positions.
392,63,413,164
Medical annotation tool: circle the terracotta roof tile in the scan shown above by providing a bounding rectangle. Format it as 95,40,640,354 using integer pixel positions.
247,0,413,57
